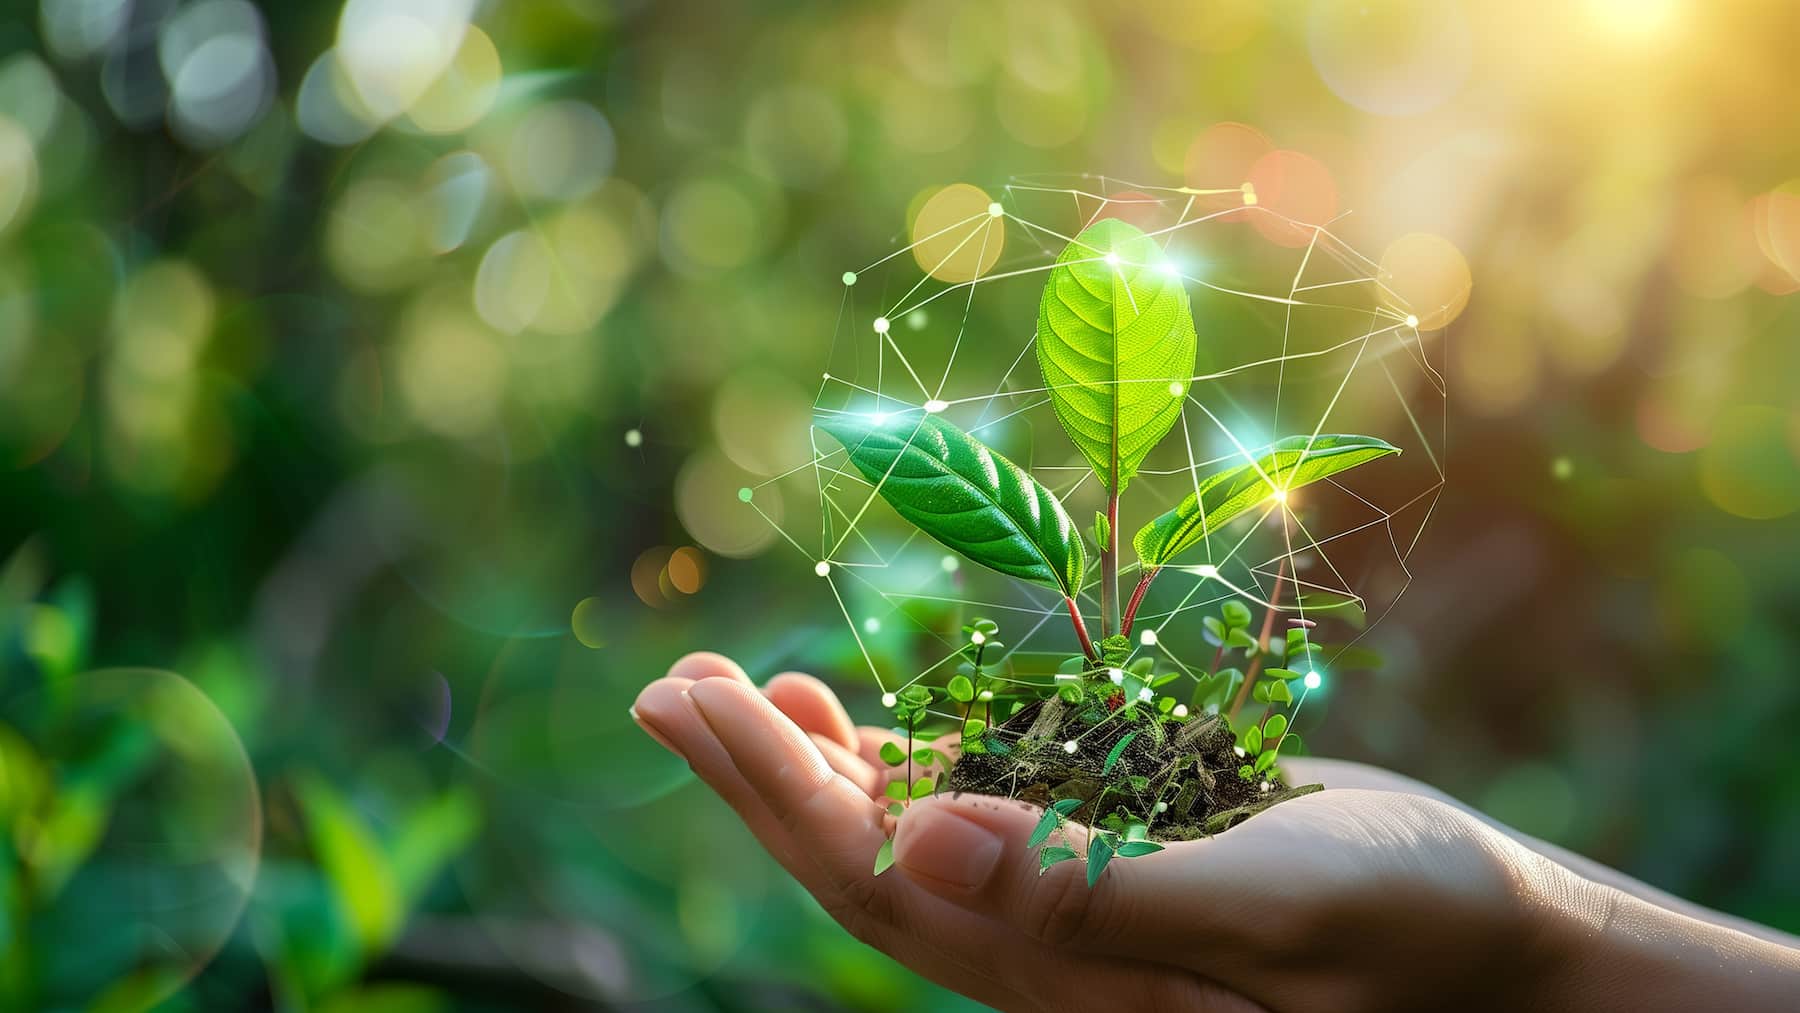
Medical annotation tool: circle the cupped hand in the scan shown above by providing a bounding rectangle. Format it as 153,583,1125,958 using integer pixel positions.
631,654,1796,1013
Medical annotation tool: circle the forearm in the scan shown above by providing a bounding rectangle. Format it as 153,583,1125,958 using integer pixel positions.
1538,872,1800,1010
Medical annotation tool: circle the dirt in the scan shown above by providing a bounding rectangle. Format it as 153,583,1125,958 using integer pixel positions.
942,697,1322,842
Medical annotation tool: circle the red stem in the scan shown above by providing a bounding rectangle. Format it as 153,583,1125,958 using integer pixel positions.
1066,597,1097,661
1119,569,1157,639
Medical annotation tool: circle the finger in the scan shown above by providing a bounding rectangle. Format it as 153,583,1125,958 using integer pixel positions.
892,792,1249,962
810,732,882,798
667,650,756,686
763,671,859,751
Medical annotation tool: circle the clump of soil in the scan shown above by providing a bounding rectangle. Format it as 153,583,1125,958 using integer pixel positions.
944,697,1321,842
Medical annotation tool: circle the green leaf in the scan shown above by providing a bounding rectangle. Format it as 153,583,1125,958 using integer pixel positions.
972,618,1000,635
296,773,403,952
1225,628,1256,650
1238,764,1256,781
1086,834,1117,886
1267,679,1294,705
887,802,906,817
886,780,908,801
1202,615,1226,644
879,741,905,766
874,838,895,876
1283,733,1305,756
1243,725,1264,754
1102,730,1139,776
913,747,937,766
898,685,933,704
1029,800,1077,848
1133,435,1401,568
1035,218,1198,494
962,718,987,737
1221,601,1253,629
1254,749,1277,773
1265,668,1301,681
947,674,975,702
910,776,936,799
1039,845,1080,873
817,411,1086,595
1098,633,1131,666
1264,713,1289,740
1116,840,1164,858
1092,510,1110,548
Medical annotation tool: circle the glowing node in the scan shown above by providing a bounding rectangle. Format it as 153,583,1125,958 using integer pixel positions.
1155,801,1168,813
978,689,994,701
1259,781,1271,792
1196,564,1219,578
813,560,831,577
1173,704,1189,718
1139,629,1158,646
906,309,927,331
1159,261,1179,277
870,412,889,425
1404,313,1420,329
1137,687,1154,703
1108,668,1125,685
881,692,898,708
822,372,831,380
1062,740,1078,754
940,555,959,573
1270,488,1289,504
970,630,986,645
1103,251,1121,266
864,617,881,634
842,271,857,286
1552,456,1573,480
873,316,890,334
1304,671,1322,690
624,428,643,447
987,201,1003,218
923,398,948,414
1168,381,1185,397
1240,181,1258,206
737,487,753,502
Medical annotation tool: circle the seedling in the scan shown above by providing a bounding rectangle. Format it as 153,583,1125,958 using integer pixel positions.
828,217,1401,882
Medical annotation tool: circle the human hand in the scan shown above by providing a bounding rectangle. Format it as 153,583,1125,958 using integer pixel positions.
632,654,1800,1012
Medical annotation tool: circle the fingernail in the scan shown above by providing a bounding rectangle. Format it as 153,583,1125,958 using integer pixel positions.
895,804,1003,891
629,705,686,760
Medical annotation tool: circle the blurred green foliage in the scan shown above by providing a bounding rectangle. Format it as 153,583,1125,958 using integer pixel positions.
3,0,1800,1009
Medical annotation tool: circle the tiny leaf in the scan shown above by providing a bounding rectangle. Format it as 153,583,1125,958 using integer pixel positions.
874,838,895,875
947,674,975,703
1221,601,1253,629
1264,713,1289,740
879,741,905,766
1102,731,1139,776
1039,846,1079,873
910,777,935,799
1086,834,1117,887
1116,841,1164,858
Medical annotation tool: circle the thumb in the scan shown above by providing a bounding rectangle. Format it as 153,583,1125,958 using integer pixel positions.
892,793,1235,959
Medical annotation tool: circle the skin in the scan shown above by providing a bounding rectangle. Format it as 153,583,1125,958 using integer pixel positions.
632,652,1800,1013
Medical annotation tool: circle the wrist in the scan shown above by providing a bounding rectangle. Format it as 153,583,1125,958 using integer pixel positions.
1525,862,1800,1011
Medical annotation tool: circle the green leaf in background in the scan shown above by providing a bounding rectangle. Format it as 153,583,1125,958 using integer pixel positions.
1035,217,1198,494
1133,434,1401,568
297,773,403,953
873,838,895,876
817,412,1086,597
1102,730,1138,776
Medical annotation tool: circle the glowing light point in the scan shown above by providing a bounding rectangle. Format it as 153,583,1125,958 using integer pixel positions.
1138,687,1154,703
1552,456,1573,480
1404,313,1420,329
940,555,959,573
737,487,753,502
1270,488,1289,504
1104,251,1121,266
1173,704,1189,718
923,398,948,414
1240,182,1258,206
1155,800,1168,813
1196,564,1219,578
1139,629,1158,646
881,692,898,708
842,271,857,286
1108,668,1125,685
624,428,643,447
813,560,831,577
1159,261,1179,277
987,201,1003,218
873,316,890,334
906,309,927,331
1063,740,1079,754
1169,381,1185,396
970,630,986,645
978,689,994,701
864,617,881,634
1304,670,1322,690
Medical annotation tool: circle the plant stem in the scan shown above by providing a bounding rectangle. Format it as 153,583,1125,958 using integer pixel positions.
1100,489,1120,638
1066,597,1097,661
1227,560,1287,722
905,712,915,800
1120,569,1157,639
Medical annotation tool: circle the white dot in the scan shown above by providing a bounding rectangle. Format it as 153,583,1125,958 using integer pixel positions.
881,692,897,708
1168,381,1184,396
814,561,831,577
978,689,994,701
1259,780,1271,792
940,555,959,572
1103,252,1120,266
1159,261,1179,276
1270,489,1288,504
623,428,643,447
870,412,889,425
864,617,881,634
1304,670,1322,690
923,399,948,414
987,201,1003,218
1063,740,1078,754
873,316,890,334
1139,629,1158,646
842,271,857,286
1196,564,1218,578
1108,668,1125,685
1173,704,1189,718
1405,314,1420,328
1234,746,1246,758
970,630,986,645
1137,687,1154,703
1155,801,1168,812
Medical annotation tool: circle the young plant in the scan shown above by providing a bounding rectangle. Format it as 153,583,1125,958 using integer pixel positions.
823,217,1402,881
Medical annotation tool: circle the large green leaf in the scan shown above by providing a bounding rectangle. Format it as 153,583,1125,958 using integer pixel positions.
1133,435,1400,568
818,411,1086,597
1035,217,1197,493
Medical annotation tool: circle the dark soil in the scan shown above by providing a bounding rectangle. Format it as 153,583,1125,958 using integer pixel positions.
943,698,1321,842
